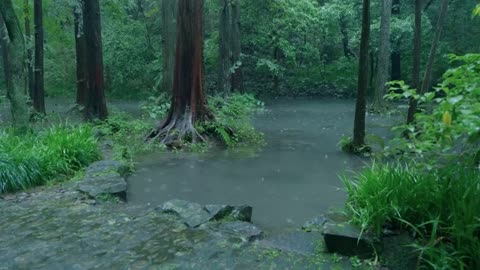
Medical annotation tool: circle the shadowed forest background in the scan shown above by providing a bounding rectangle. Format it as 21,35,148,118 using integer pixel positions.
0,0,478,100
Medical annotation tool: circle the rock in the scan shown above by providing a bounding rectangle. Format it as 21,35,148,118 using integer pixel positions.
259,231,323,255
204,204,253,222
78,174,127,201
160,199,211,228
216,221,263,242
86,160,129,177
302,215,327,232
322,222,379,259
382,233,417,270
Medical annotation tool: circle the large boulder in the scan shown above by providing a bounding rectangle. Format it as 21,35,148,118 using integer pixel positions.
78,173,127,201
160,199,212,228
204,204,253,222
86,160,130,177
322,222,380,259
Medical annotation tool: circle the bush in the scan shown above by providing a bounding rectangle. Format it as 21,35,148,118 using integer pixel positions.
343,163,480,269
0,126,100,193
200,93,265,147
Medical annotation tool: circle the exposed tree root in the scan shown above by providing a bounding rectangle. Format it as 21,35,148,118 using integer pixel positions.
145,107,208,147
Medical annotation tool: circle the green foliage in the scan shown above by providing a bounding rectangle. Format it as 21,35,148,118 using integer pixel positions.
141,93,265,148
343,162,480,269
0,125,100,193
475,4,480,17
200,93,265,147
385,54,480,165
96,111,166,164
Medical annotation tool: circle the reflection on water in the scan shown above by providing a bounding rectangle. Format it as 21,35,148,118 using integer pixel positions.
127,98,395,233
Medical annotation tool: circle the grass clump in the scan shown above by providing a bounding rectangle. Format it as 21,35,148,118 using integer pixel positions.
0,125,100,193
343,162,480,269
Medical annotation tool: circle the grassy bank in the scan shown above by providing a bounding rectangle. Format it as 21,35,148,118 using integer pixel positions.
0,126,100,193
343,162,480,269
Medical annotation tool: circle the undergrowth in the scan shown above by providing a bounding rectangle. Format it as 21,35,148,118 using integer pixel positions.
142,93,265,148
343,162,480,269
0,125,100,193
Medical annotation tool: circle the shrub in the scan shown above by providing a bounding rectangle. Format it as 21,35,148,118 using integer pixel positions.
0,126,100,193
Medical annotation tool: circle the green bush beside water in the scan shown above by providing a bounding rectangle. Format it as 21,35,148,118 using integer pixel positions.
0,126,101,193
343,163,480,269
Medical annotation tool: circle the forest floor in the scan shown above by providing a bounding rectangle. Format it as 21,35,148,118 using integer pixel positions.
1,98,400,269
0,182,366,270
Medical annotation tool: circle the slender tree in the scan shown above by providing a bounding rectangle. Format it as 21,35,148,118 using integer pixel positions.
230,0,244,93
74,0,87,107
407,0,448,123
218,0,231,95
371,0,393,113
83,0,108,120
391,0,401,81
0,3,29,130
407,0,423,124
24,0,34,99
352,0,371,150
161,0,177,94
146,0,210,144
1,20,10,96
33,0,45,114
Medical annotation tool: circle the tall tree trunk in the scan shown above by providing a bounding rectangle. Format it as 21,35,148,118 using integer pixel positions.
218,0,231,96
230,0,243,93
33,0,45,114
407,0,423,124
372,0,393,113
1,20,10,97
83,0,108,120
74,0,87,107
352,0,370,149
390,0,401,81
161,0,177,94
24,0,34,99
407,0,448,123
146,0,210,144
0,3,29,130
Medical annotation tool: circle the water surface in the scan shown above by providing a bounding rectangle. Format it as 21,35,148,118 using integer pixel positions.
127,98,394,233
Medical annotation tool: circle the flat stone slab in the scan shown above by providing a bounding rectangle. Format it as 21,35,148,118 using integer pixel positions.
302,215,327,232
86,160,129,177
323,222,379,259
78,174,127,201
260,231,323,255
204,204,253,222
160,199,211,228
215,221,264,242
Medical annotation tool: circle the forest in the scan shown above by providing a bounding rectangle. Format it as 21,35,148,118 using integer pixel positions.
0,0,479,269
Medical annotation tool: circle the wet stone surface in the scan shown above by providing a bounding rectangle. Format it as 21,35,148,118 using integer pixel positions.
1,184,369,269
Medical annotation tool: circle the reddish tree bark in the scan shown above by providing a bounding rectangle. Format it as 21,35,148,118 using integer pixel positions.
33,0,45,114
74,0,87,107
83,0,108,120
146,0,210,144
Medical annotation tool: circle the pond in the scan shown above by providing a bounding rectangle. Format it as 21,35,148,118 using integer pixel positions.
127,98,395,233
